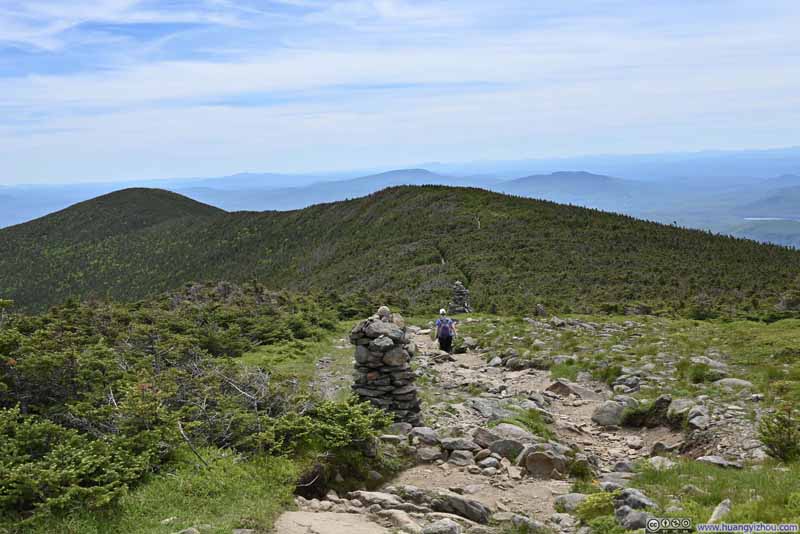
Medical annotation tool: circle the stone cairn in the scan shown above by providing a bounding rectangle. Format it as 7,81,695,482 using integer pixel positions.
448,280,471,314
350,306,421,425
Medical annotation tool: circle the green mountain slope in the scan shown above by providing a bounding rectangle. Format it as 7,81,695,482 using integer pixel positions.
1,186,798,314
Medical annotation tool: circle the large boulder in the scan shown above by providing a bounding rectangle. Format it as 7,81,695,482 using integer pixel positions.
523,448,568,479
492,423,538,443
432,491,492,524
591,401,626,427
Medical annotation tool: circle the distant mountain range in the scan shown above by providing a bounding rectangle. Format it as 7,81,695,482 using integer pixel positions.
1,147,799,247
2,186,798,315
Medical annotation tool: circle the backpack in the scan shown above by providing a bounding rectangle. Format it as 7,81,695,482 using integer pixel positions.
438,318,453,337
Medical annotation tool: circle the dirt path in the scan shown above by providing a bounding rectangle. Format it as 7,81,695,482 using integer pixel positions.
275,321,686,534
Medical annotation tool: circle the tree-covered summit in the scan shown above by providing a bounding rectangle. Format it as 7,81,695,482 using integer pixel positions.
1,185,799,316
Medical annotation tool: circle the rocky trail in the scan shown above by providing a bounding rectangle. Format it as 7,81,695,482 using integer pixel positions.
275,315,768,534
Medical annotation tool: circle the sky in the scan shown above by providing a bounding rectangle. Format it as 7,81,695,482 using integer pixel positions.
1,0,799,184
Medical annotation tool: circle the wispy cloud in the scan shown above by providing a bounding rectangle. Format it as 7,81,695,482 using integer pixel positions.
1,0,799,182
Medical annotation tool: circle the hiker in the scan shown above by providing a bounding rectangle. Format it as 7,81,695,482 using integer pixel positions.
435,308,457,353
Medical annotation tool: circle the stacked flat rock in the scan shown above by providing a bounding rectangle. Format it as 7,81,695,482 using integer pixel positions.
448,280,471,314
350,307,421,425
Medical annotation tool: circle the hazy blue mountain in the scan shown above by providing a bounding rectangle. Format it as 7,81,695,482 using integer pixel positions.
494,171,656,213
735,185,800,219
422,146,800,182
175,169,502,212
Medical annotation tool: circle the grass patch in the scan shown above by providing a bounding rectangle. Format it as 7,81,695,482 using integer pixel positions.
550,361,580,381
11,447,298,534
635,459,800,522
239,322,352,394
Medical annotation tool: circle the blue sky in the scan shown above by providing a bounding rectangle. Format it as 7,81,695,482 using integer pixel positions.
1,0,799,184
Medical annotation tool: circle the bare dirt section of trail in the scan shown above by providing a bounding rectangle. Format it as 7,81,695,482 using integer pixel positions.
274,318,728,534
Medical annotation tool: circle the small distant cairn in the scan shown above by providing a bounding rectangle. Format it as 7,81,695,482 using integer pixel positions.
350,306,421,425
448,280,471,314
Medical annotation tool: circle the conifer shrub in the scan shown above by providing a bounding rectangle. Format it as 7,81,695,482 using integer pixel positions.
758,404,800,462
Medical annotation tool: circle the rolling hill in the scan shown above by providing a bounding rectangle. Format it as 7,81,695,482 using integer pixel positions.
735,185,800,219
1,186,798,314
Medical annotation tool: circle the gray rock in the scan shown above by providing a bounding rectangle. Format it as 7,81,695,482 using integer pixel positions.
412,427,440,445
524,449,568,479
448,450,475,466
546,379,603,401
616,488,656,509
369,335,395,352
389,422,413,435
648,456,676,470
591,401,625,427
613,395,640,409
492,423,538,443
471,427,501,449
364,320,406,342
477,457,500,469
441,437,480,451
708,499,731,524
697,455,742,469
434,491,492,524
347,490,404,508
692,356,728,370
615,506,652,530
423,519,462,534
465,398,515,420
714,378,753,389
417,446,444,462
494,513,547,533
489,439,526,460
488,356,503,367
554,493,588,512
614,461,635,473
667,398,696,421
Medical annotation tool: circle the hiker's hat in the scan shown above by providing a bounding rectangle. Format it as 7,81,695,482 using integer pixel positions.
439,308,446,315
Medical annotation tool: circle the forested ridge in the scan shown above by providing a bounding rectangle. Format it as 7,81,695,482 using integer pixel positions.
2,185,799,316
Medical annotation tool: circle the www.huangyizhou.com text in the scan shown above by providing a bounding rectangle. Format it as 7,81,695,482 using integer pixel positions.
696,524,799,533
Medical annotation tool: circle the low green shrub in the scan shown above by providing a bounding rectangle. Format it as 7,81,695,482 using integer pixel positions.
575,491,617,522
257,396,393,455
0,406,161,522
758,405,800,462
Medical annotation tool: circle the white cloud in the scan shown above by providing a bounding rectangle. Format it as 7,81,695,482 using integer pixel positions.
1,0,799,182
